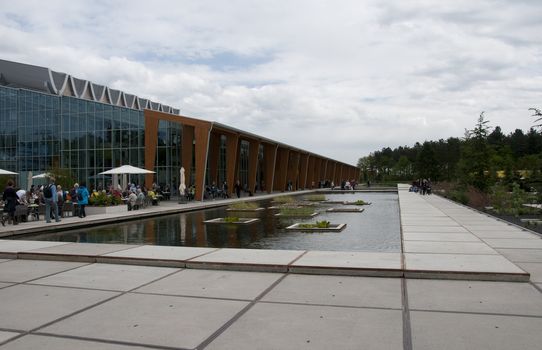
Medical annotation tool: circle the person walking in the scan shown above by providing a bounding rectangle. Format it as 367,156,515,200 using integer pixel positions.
44,178,60,223
234,180,241,198
77,182,90,218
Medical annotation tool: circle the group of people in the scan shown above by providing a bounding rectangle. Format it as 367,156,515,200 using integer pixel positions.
1,179,90,226
410,179,432,195
123,182,169,210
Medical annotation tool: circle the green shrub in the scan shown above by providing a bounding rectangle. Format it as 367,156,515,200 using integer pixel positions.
353,200,369,205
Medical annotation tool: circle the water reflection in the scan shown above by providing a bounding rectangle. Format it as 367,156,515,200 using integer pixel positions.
19,193,401,252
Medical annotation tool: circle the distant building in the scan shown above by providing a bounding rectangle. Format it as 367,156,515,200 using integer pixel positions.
0,59,359,199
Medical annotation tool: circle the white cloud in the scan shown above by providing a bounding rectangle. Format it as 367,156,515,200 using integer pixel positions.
1,0,541,164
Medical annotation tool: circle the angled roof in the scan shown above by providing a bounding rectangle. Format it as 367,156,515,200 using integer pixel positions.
0,59,179,115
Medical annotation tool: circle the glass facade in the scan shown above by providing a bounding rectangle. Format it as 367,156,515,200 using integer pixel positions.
0,85,183,191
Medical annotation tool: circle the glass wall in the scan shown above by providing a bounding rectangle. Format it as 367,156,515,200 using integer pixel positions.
60,96,145,190
155,120,182,192
0,86,18,172
0,86,183,192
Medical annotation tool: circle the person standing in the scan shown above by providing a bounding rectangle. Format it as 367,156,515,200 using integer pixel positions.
2,180,19,225
234,180,241,198
77,182,90,218
44,178,60,223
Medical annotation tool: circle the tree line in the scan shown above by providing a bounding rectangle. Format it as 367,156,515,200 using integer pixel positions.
357,111,542,193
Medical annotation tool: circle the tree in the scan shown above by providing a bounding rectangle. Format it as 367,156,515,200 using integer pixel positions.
529,108,542,130
415,141,440,180
458,112,493,191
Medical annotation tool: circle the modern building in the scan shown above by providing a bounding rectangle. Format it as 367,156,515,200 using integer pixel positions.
0,59,359,200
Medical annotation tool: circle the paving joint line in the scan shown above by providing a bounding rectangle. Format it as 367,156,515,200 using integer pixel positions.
258,299,402,312
401,278,413,350
409,308,542,319
196,273,288,350
32,332,190,350
531,282,542,294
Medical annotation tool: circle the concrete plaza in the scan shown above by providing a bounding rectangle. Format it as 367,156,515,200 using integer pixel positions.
0,187,541,349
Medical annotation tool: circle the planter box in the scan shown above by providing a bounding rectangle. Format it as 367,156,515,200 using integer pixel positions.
85,205,128,216
286,223,347,232
226,207,266,212
326,208,365,213
203,218,261,225
275,212,319,218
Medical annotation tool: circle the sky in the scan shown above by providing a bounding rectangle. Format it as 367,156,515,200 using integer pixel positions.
1,0,541,165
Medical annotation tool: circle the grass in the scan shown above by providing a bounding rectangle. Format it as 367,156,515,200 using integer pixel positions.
279,207,315,217
298,220,331,228
304,194,326,202
273,196,295,204
228,202,259,210
353,200,369,205
223,216,240,223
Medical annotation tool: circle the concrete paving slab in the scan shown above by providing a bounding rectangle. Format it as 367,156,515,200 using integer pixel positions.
22,243,139,262
102,245,216,262
136,269,283,300
497,249,542,263
0,259,10,263
0,240,70,257
206,302,403,350
188,248,304,272
262,274,402,309
0,284,118,331
404,241,498,255
0,335,151,350
516,263,542,282
482,239,542,249
403,232,481,242
31,263,179,291
463,225,516,231
0,260,86,283
289,251,402,277
404,253,528,280
0,331,20,343
402,226,467,233
401,219,459,226
41,293,248,349
410,311,542,350
408,279,542,316
472,230,539,239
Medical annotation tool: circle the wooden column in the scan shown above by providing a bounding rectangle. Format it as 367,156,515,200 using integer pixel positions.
248,140,260,194
182,125,195,186
225,133,239,196
208,132,221,185
194,125,210,201
277,148,290,192
299,153,309,189
263,143,277,193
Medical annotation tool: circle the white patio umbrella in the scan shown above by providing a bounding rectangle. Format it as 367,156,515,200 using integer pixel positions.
179,167,186,194
32,172,50,179
0,169,18,175
99,165,155,175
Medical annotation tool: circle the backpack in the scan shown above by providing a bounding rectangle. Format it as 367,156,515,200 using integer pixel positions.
43,185,53,199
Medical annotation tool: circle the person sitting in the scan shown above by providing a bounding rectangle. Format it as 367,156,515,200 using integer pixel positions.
147,190,158,205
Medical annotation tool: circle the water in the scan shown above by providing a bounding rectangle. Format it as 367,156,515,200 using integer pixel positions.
18,192,401,252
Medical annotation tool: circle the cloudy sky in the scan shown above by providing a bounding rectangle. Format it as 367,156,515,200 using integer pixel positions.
1,0,541,164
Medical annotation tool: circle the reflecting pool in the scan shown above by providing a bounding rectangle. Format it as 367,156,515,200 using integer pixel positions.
18,192,401,252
